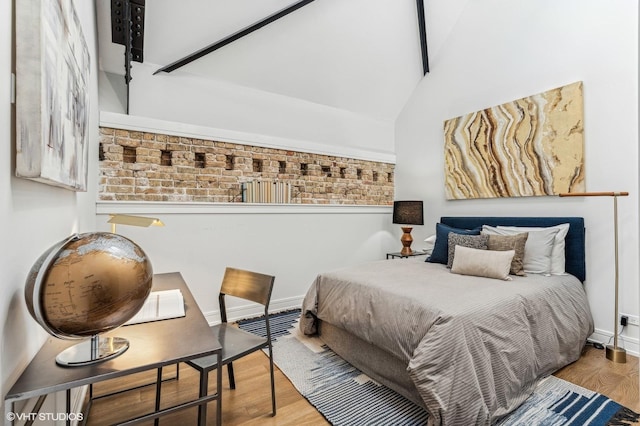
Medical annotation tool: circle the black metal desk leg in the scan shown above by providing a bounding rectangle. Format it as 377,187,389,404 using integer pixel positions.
197,370,209,426
66,389,71,426
155,367,163,426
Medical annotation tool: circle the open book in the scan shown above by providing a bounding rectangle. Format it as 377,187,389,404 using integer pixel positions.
125,289,185,325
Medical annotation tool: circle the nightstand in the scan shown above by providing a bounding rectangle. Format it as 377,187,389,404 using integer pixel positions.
386,251,428,259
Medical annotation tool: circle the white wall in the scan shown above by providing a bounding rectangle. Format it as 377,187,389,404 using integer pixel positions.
96,203,396,322
1,0,100,415
99,62,396,158
396,0,639,352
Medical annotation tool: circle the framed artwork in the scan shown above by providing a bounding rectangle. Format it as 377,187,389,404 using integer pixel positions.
16,0,90,191
444,82,585,200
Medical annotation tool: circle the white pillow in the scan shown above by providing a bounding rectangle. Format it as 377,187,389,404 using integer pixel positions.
450,246,515,280
497,224,570,275
482,225,559,274
423,234,436,255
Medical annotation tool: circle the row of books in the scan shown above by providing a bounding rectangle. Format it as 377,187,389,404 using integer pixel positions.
242,181,292,203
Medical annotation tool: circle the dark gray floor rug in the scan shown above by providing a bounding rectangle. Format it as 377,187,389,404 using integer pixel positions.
238,310,639,426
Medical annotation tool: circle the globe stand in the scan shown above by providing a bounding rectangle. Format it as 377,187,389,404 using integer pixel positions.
56,335,129,367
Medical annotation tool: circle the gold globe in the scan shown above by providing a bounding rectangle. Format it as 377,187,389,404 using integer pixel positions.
24,232,153,365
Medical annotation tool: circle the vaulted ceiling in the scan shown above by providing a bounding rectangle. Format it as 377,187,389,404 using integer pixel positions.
95,0,428,122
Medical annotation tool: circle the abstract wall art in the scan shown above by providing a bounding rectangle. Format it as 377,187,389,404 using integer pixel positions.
443,82,585,200
16,0,90,191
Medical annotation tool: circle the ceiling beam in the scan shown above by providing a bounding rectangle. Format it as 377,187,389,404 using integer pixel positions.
416,0,429,74
154,0,316,75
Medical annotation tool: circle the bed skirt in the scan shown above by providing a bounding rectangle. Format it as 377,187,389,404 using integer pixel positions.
319,320,425,409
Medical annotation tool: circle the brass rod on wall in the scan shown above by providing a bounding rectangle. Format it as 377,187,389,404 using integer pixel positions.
559,192,629,197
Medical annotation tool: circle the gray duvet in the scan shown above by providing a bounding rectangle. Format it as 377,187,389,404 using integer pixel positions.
300,260,594,426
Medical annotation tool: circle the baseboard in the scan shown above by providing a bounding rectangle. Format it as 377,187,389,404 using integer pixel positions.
203,295,304,325
589,328,639,357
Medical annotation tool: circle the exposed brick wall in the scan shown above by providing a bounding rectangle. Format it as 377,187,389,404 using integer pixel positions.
98,127,395,205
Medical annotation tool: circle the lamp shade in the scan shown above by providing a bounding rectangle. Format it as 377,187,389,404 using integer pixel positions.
392,201,424,225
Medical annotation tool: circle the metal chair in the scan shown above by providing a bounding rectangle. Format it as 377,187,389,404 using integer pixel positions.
185,267,276,424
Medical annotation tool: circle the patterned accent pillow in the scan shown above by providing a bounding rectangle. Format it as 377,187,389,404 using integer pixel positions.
447,233,489,268
487,233,529,276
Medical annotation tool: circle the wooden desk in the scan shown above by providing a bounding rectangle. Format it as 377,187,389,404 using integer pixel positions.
4,272,221,426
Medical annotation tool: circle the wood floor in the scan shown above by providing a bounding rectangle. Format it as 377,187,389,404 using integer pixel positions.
554,345,639,413
85,345,638,425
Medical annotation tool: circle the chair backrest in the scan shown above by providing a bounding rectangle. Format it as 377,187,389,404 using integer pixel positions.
220,267,275,306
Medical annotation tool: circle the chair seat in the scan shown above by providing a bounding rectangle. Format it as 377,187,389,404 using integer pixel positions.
186,323,268,372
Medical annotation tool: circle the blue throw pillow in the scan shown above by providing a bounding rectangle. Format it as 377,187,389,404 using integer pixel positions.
427,223,482,264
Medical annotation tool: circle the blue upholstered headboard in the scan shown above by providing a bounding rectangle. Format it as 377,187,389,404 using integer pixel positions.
440,217,586,282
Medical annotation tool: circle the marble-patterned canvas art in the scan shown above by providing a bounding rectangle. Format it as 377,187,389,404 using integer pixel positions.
16,0,90,191
444,82,585,200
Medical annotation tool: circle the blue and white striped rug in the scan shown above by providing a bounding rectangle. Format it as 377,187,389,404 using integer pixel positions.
238,310,639,426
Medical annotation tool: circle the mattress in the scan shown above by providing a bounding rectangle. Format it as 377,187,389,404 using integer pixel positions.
301,260,593,425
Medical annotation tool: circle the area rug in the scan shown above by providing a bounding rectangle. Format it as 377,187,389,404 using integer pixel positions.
238,310,639,426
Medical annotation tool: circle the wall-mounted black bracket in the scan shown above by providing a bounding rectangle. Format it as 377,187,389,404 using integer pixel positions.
111,0,145,114
111,0,146,63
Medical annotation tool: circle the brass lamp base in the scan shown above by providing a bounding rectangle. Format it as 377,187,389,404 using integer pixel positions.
605,345,626,363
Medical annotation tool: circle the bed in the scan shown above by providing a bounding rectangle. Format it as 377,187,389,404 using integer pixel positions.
300,217,594,426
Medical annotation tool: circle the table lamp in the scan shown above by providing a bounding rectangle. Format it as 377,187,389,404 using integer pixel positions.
559,191,629,363
392,201,424,256
108,214,165,233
